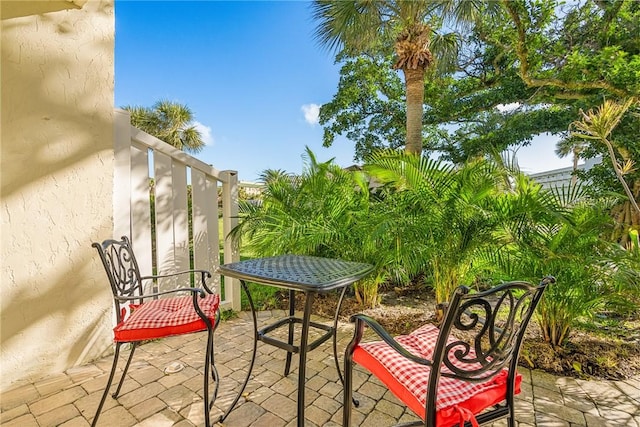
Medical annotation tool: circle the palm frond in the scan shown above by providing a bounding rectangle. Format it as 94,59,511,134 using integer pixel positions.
311,0,384,54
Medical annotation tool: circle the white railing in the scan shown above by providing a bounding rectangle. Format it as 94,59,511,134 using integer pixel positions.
114,109,241,311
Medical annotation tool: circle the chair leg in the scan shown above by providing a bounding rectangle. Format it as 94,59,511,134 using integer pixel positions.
213,308,223,406
112,342,138,398
203,328,216,427
507,397,516,427
209,331,220,408
92,342,122,427
343,352,354,427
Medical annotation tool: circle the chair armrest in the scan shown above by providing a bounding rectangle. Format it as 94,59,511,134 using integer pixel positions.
350,314,433,366
116,287,209,301
140,270,215,294
141,269,211,280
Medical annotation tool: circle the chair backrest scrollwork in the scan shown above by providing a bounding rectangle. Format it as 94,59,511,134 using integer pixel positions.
92,236,145,323
425,277,555,422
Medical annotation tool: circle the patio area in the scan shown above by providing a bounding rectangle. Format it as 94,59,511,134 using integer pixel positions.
2,309,639,427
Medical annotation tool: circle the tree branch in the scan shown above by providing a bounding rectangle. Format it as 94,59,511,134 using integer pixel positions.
501,0,629,99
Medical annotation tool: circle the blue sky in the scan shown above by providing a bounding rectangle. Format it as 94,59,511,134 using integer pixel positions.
115,1,571,182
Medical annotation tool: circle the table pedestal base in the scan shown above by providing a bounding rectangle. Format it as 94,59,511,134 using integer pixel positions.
218,284,349,427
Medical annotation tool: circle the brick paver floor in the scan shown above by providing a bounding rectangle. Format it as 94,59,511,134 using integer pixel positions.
2,310,639,426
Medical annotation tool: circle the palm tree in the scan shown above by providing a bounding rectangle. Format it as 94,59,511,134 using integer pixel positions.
258,168,295,185
365,150,509,305
123,100,206,153
312,1,491,155
555,136,586,185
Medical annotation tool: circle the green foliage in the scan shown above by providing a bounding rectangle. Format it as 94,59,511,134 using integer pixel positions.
232,147,638,345
502,0,640,98
572,99,640,243
457,0,639,178
365,150,509,303
319,55,406,160
240,282,282,312
607,229,640,314
493,2,640,239
230,147,370,258
366,151,638,345
489,182,633,347
317,0,640,182
231,148,391,307
315,0,640,260
220,309,238,321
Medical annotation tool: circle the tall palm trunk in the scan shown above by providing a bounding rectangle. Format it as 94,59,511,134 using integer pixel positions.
403,67,426,156
571,148,579,186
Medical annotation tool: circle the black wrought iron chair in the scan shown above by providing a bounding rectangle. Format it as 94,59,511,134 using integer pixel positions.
343,277,555,427
91,236,220,427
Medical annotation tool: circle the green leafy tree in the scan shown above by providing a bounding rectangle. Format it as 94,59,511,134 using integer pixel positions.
500,0,637,99
317,1,638,162
455,0,639,162
317,0,640,241
495,0,640,241
319,55,407,160
312,0,492,155
123,100,206,153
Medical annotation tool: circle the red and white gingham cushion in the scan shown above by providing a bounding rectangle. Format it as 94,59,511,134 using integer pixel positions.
354,323,521,427
113,294,220,342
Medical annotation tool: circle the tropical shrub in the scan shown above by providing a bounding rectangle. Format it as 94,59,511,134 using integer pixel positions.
607,229,640,316
232,148,509,308
365,150,510,304
230,148,369,258
493,181,630,347
230,149,387,306
232,147,639,330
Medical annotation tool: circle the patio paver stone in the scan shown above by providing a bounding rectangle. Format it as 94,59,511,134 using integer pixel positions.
1,310,638,426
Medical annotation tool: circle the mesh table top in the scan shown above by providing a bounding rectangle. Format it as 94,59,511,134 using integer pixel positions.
218,255,374,291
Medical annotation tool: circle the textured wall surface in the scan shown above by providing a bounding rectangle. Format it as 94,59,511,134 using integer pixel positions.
1,0,115,391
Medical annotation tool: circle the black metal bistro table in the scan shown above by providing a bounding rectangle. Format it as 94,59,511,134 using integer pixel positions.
217,254,374,427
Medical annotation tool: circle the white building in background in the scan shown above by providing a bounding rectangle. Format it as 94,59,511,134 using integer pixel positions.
528,157,602,190
240,181,264,197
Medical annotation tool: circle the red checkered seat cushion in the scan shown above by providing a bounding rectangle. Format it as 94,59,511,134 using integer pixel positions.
354,323,521,427
113,294,220,342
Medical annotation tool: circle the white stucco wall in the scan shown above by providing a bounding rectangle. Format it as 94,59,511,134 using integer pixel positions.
1,0,115,391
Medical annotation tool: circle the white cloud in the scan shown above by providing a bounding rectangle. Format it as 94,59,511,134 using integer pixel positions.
301,103,320,125
193,121,214,146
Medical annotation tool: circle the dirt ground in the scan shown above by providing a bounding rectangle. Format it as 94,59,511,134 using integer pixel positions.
277,287,640,381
